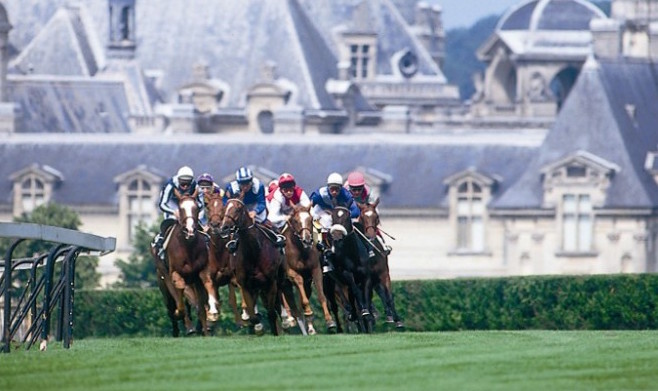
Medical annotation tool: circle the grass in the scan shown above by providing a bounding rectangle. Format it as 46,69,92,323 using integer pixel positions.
1,331,657,391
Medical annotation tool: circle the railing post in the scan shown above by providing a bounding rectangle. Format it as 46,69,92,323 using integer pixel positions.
2,238,24,353
62,248,79,349
40,244,65,351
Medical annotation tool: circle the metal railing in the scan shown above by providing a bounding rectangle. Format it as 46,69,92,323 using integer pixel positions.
0,223,115,353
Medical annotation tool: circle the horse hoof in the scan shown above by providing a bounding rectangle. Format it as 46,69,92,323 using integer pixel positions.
361,309,371,318
385,315,395,324
326,321,337,333
241,310,250,321
307,325,317,335
254,323,264,336
207,312,219,323
281,319,291,330
186,328,196,335
395,321,405,329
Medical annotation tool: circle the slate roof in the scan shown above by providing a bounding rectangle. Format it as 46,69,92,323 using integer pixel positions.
7,75,132,133
0,134,539,210
493,57,658,210
4,0,449,106
497,0,605,31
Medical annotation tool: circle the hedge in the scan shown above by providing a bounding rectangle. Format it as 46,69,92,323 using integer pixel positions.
72,274,658,338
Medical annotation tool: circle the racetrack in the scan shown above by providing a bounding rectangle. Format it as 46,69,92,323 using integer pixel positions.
1,331,657,390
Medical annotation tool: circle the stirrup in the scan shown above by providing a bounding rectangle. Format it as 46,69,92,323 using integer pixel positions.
275,234,286,248
385,245,392,255
368,249,375,258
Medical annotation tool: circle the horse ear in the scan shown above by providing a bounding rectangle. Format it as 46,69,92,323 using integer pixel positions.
372,197,380,208
357,201,366,210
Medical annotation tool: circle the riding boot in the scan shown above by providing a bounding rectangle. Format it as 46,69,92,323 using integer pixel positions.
152,233,165,260
377,235,392,255
262,221,286,250
322,250,334,274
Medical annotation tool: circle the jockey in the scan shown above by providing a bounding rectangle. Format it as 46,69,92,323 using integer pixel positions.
197,172,224,229
310,172,359,272
152,166,203,260
345,171,372,204
345,171,392,255
224,166,285,248
267,173,311,229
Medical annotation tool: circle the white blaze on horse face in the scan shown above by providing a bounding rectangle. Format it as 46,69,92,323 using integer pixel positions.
364,210,374,217
299,211,311,240
180,199,195,233
337,210,345,218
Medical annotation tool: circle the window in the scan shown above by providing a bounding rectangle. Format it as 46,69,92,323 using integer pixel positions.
456,181,485,251
20,176,46,213
350,44,371,79
127,179,153,240
120,6,131,40
562,194,592,252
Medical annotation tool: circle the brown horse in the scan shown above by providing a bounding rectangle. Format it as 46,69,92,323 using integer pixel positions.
281,204,336,334
203,191,242,328
357,199,404,329
165,188,211,335
219,195,291,335
151,245,197,336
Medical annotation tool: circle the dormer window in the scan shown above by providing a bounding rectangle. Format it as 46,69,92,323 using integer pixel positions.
444,169,497,255
350,44,370,79
114,166,163,249
21,176,46,214
10,164,63,217
566,165,586,178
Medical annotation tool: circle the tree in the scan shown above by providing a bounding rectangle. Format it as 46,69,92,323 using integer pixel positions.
113,221,159,288
0,203,101,290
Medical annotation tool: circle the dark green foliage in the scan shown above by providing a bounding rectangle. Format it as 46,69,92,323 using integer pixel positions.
74,274,658,338
443,15,498,100
113,222,160,288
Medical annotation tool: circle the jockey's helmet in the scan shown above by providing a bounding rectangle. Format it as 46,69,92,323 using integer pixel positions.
197,173,214,185
236,167,253,183
278,173,296,188
347,172,366,188
327,172,343,186
176,166,194,183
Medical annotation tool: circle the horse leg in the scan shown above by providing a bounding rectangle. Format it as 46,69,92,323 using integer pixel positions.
312,264,336,332
200,269,220,323
241,288,263,335
380,273,404,328
262,283,282,336
280,294,295,330
194,282,210,336
228,280,242,329
322,274,341,333
171,271,188,319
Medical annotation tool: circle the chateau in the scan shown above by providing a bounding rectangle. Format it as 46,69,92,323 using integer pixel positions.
0,0,657,285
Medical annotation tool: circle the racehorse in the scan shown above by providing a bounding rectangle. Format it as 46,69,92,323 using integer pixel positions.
219,193,294,335
357,199,404,329
327,205,374,333
281,204,336,334
163,188,211,335
151,245,196,336
203,191,243,328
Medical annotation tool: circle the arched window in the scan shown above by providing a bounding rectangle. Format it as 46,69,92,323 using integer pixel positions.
21,176,46,214
127,178,153,240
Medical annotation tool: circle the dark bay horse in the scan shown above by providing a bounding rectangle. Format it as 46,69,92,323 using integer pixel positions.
357,199,404,329
281,204,336,334
203,191,242,328
164,189,211,335
219,195,292,335
327,205,374,333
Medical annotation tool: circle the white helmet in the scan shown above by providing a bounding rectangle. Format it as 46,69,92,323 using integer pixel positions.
327,172,343,186
176,166,194,181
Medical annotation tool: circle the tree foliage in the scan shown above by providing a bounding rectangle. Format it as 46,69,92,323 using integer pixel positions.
113,221,159,288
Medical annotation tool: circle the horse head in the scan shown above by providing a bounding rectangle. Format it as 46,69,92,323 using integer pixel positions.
289,204,313,249
329,205,352,241
205,192,225,236
357,197,380,240
219,194,249,238
174,187,200,241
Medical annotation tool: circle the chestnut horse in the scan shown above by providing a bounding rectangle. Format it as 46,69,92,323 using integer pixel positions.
151,246,197,336
203,191,243,328
164,189,210,335
327,205,374,333
281,204,336,334
219,195,292,335
357,199,404,329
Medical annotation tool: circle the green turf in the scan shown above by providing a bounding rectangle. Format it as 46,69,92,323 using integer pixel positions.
1,331,657,391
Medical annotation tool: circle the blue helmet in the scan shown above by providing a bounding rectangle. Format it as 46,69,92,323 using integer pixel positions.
235,167,253,183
